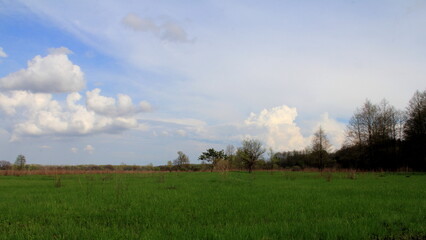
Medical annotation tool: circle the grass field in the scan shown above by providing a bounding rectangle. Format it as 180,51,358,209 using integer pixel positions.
0,171,425,239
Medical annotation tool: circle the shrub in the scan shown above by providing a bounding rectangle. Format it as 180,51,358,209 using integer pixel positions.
216,159,230,172
54,176,62,188
103,165,115,171
291,165,303,171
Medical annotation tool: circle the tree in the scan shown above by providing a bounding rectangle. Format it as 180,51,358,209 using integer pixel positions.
404,89,426,170
225,144,242,170
14,155,26,170
225,145,235,157
346,99,402,146
0,160,12,170
173,151,190,170
310,126,332,170
266,148,277,171
236,138,265,173
167,160,173,172
198,148,226,172
404,90,426,141
345,99,404,170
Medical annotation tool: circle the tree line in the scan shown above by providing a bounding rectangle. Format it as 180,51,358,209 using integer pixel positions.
334,89,426,171
189,89,426,172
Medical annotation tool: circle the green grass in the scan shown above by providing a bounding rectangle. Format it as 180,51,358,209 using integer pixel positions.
0,171,425,239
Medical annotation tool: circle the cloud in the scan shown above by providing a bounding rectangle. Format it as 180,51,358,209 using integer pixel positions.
242,106,347,152
84,144,94,154
48,46,73,55
139,101,152,112
86,88,151,116
70,147,78,153
0,47,7,58
39,145,51,149
313,113,346,150
0,49,151,141
0,90,56,116
141,116,208,139
244,105,308,151
0,90,148,141
122,13,157,32
176,129,186,136
0,47,85,93
160,22,191,43
122,13,191,43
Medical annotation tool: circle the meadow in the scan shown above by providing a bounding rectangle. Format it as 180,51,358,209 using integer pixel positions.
0,171,425,239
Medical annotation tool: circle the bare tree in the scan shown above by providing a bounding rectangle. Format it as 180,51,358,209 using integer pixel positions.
236,138,265,173
346,110,364,146
361,100,379,145
0,160,12,170
311,126,332,170
404,90,426,141
225,145,235,158
345,100,378,146
375,99,401,142
344,98,407,170
404,90,426,169
225,144,241,169
173,151,190,170
346,99,402,146
395,110,406,141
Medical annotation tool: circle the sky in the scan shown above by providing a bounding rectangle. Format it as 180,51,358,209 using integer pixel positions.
0,0,425,165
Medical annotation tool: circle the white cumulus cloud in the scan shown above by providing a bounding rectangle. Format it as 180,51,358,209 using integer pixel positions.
313,113,346,150
245,105,308,151
0,90,148,141
86,88,151,117
243,106,347,152
0,47,85,93
0,47,7,58
0,90,57,116
70,147,78,153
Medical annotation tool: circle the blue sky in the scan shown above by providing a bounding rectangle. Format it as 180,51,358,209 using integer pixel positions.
0,0,425,165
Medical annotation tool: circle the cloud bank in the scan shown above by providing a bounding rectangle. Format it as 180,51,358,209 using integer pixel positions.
0,48,151,141
0,90,148,141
